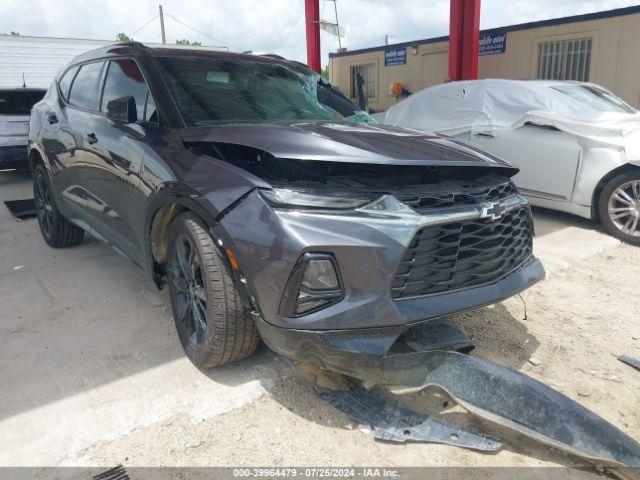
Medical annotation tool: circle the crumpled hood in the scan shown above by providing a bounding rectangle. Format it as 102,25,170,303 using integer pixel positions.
180,121,518,173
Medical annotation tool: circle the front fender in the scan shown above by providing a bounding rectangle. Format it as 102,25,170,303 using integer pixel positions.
573,143,630,208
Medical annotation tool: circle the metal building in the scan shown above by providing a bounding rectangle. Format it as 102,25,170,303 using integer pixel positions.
328,5,640,110
0,35,227,89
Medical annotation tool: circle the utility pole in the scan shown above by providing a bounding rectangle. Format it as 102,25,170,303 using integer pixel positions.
332,0,342,50
159,4,166,44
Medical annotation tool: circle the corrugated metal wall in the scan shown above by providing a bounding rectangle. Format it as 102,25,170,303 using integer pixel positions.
0,36,110,88
0,35,229,89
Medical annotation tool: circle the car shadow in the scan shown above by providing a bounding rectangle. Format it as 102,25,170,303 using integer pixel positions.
531,206,602,237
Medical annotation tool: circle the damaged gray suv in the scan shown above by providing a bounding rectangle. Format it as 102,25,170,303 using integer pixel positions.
28,43,544,367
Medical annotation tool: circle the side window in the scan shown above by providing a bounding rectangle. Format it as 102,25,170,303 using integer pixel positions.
101,59,153,122
68,61,104,110
58,66,79,101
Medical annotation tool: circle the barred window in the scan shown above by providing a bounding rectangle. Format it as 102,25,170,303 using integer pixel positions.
350,63,376,99
537,37,592,82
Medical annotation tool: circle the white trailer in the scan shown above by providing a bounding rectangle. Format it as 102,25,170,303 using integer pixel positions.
0,35,228,89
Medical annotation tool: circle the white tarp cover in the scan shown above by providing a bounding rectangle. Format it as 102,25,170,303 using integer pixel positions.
381,79,640,156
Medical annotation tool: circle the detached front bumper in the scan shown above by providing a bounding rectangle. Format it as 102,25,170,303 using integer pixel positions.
253,256,544,361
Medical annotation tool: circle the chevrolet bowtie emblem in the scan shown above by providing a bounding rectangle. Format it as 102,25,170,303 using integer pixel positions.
481,202,506,221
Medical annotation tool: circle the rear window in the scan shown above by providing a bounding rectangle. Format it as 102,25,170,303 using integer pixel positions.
0,90,46,115
58,66,79,101
68,61,105,110
551,84,637,114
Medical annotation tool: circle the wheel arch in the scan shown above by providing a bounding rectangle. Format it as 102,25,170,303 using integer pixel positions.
145,190,219,289
28,145,47,174
591,163,640,220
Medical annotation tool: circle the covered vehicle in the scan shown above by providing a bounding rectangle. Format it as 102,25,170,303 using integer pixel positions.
380,79,640,244
0,88,45,169
28,43,543,368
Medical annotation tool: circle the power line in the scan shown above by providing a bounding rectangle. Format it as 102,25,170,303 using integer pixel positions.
163,12,242,50
129,14,159,37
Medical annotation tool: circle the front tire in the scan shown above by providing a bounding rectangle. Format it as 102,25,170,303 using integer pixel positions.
167,212,260,367
598,172,640,245
33,164,84,248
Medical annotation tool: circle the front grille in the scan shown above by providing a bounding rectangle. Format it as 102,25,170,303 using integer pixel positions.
391,207,533,299
397,179,516,213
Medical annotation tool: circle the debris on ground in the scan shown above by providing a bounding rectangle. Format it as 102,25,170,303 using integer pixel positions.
577,388,592,398
4,199,36,220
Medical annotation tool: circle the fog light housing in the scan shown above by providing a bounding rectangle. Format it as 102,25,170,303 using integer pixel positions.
279,253,343,317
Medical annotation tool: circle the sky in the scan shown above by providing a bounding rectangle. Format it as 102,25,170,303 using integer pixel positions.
1,0,639,67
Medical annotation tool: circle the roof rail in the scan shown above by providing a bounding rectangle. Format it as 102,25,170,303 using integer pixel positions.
110,41,147,48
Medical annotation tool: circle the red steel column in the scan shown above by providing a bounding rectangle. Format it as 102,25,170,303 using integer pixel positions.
305,0,321,73
449,0,480,81
448,0,464,82
461,0,480,80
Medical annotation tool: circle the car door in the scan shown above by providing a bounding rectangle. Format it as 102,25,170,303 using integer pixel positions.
467,124,581,202
80,58,157,264
41,61,106,227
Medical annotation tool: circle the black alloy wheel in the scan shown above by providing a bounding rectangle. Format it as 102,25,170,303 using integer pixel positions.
170,232,209,347
167,212,260,367
32,163,84,248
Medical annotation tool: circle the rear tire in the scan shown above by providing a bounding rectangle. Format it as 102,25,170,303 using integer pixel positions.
598,172,640,246
167,212,260,367
33,164,84,248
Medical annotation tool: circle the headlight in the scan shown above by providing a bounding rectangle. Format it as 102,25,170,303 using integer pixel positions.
260,188,371,210
279,253,343,317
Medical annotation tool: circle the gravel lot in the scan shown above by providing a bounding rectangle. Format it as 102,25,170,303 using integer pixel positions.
1,170,638,478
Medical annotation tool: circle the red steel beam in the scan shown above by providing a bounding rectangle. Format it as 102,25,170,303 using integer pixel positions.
305,0,321,73
448,0,464,82
449,0,480,81
461,0,480,80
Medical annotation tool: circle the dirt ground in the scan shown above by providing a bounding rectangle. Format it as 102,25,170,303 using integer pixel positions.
1,170,639,478
82,242,640,474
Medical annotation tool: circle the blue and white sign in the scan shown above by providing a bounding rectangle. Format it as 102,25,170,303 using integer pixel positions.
479,31,507,56
385,47,407,66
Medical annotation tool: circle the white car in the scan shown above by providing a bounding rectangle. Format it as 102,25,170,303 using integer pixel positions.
380,79,640,245
0,88,46,170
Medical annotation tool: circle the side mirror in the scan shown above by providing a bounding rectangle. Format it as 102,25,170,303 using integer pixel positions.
106,96,137,124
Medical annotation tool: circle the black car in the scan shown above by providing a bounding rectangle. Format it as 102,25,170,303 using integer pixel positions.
28,43,544,368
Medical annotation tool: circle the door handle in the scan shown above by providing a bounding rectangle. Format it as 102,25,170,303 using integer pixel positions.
86,133,98,145
46,112,58,124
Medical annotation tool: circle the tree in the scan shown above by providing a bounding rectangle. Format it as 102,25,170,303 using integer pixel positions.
321,65,329,81
176,39,202,46
116,33,132,42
